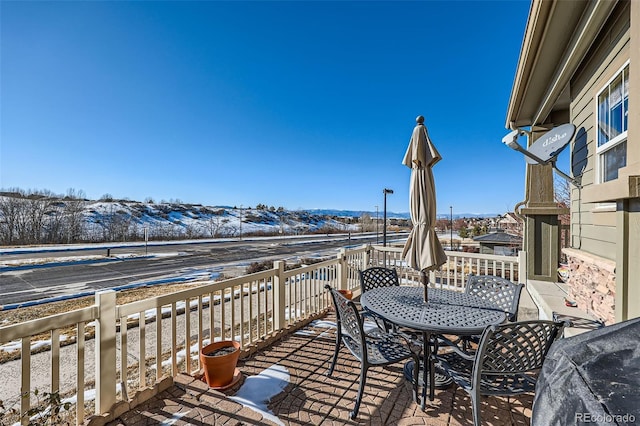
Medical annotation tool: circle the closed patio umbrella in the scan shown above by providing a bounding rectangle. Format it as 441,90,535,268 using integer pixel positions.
401,116,447,302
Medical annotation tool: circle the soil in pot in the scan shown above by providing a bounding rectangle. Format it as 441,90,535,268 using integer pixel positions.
204,346,238,357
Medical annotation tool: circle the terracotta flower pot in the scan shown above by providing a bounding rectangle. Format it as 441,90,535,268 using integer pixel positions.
200,340,241,388
338,289,353,300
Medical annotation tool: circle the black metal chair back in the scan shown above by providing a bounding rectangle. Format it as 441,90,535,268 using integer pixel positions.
465,275,524,321
328,283,365,347
359,267,399,293
437,319,565,426
475,321,563,379
358,267,400,332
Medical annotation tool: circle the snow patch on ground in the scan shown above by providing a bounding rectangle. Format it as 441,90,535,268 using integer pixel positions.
229,364,290,426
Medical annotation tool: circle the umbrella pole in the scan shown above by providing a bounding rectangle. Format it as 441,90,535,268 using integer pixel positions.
421,270,428,302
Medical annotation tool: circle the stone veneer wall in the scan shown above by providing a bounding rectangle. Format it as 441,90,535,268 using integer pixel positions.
563,248,616,324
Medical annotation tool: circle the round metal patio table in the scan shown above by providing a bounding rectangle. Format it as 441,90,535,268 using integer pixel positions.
360,286,506,408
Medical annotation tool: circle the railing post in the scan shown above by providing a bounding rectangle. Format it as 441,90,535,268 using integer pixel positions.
95,290,116,415
337,248,348,290
518,250,527,284
273,261,286,330
363,244,371,270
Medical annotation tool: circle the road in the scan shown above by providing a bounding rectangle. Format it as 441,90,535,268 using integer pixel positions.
0,234,405,306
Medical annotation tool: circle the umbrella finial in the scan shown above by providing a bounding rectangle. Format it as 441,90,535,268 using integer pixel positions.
416,115,425,124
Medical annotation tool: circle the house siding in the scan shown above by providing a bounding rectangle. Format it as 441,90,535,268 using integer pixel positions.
562,1,632,323
568,1,630,261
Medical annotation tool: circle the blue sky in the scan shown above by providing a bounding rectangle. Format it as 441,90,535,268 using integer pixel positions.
1,1,532,215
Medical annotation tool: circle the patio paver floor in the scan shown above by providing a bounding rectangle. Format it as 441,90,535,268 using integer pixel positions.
106,313,532,425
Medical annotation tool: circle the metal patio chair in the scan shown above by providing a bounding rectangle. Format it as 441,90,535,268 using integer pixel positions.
465,275,524,322
454,275,525,351
359,267,401,292
436,320,565,426
358,267,400,332
325,285,419,419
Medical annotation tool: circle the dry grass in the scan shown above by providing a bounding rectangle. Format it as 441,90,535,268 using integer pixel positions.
0,282,211,326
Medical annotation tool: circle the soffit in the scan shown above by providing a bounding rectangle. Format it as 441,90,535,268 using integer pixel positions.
506,0,592,128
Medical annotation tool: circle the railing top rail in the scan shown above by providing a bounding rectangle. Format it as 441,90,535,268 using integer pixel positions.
117,269,277,318
443,251,519,262
369,244,404,253
370,244,519,262
281,257,338,278
344,244,369,255
0,305,97,343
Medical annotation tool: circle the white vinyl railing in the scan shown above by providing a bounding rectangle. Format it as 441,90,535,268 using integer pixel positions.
370,244,525,289
0,244,521,425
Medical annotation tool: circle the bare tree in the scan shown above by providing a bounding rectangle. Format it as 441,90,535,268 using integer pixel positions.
554,178,571,213
63,188,87,243
43,201,65,243
453,218,467,232
554,177,571,252
184,223,203,239
359,213,375,232
10,190,57,244
0,189,21,244
435,218,449,232
97,204,132,242
205,210,228,238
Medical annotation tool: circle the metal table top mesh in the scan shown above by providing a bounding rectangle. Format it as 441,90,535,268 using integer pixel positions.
360,286,506,335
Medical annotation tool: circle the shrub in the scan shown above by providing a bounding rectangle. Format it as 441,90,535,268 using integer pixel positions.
0,389,72,426
246,260,273,274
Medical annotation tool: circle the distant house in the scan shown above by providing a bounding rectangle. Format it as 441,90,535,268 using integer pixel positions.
496,212,523,237
473,230,523,256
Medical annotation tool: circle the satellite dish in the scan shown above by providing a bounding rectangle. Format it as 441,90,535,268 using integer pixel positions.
525,123,576,165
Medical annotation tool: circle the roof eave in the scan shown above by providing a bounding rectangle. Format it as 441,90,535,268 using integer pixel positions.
505,0,552,129
505,0,617,129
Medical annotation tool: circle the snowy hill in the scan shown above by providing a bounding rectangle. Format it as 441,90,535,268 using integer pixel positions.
81,201,365,240
0,193,498,245
0,195,370,244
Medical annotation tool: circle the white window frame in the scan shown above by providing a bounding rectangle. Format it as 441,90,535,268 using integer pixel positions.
595,60,629,184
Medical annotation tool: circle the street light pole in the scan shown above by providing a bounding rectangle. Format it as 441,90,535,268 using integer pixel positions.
450,205,453,251
375,205,379,244
383,189,394,247
239,205,243,240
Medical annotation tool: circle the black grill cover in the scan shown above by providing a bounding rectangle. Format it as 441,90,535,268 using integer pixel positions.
532,317,640,425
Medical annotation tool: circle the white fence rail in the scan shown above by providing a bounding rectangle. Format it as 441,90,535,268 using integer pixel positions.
370,244,524,289
0,244,520,424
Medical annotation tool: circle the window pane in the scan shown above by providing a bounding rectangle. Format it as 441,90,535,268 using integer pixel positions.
609,75,623,138
611,102,623,138
598,93,609,146
623,69,629,132
597,64,629,183
610,75,623,106
602,141,627,182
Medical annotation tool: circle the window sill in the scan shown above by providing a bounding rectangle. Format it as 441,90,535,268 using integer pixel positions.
582,174,640,203
592,203,616,213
